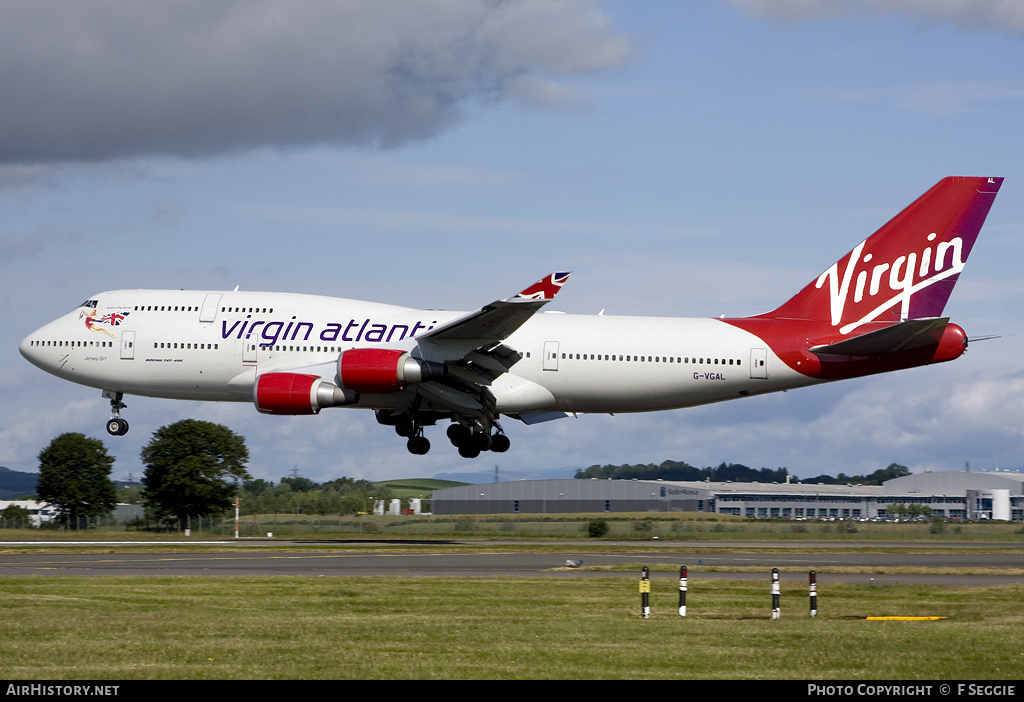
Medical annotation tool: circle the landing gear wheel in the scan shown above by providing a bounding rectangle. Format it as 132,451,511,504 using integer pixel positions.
407,436,430,455
105,392,129,436
458,445,481,459
471,432,493,452
447,423,471,447
106,418,129,436
490,434,510,453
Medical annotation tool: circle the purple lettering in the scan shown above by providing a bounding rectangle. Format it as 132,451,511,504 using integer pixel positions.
364,323,387,343
386,324,409,342
245,320,265,339
320,323,342,342
261,321,284,346
342,320,360,341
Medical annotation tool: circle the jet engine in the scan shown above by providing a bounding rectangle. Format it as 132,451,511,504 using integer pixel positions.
337,349,446,393
254,373,357,415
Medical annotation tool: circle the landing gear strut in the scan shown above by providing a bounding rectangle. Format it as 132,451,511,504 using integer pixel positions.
389,413,430,455
104,391,129,436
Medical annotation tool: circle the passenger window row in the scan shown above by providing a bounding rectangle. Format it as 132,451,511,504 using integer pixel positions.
135,305,197,312
130,305,276,314
153,343,220,350
559,353,742,366
28,340,114,348
254,344,340,353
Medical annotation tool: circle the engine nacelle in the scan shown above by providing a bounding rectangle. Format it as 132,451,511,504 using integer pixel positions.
932,323,968,363
254,373,357,415
338,348,446,393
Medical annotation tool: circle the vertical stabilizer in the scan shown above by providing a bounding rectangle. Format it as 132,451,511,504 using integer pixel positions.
765,177,1002,335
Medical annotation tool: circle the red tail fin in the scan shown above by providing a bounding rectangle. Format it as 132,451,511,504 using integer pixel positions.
765,177,1002,334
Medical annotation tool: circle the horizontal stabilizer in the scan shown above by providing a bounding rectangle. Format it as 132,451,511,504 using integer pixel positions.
810,318,949,356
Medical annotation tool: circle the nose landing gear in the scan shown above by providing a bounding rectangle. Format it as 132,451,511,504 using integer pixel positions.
103,391,129,436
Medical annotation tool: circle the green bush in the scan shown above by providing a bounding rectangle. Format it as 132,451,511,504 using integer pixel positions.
587,519,609,538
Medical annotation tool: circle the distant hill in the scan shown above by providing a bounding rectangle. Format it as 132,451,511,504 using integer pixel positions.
0,466,39,500
373,478,468,500
433,466,580,484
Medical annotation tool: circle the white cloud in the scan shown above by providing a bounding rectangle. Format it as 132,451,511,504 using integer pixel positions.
0,0,632,164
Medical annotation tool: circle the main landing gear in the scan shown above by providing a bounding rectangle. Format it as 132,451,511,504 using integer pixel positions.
375,410,510,457
446,422,510,459
104,391,129,436
385,412,432,455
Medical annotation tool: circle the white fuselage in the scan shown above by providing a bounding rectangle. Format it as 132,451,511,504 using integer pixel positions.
20,289,817,416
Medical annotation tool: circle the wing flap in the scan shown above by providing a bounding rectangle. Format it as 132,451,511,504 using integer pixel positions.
416,381,485,413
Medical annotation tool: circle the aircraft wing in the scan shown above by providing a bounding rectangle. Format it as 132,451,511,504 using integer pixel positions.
409,272,571,421
417,272,571,343
810,317,949,356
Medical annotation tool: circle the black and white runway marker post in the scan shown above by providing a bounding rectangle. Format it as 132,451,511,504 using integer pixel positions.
678,566,687,617
771,568,781,620
809,570,818,617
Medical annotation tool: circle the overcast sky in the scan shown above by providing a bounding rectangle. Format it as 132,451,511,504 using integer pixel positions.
2,0,1023,485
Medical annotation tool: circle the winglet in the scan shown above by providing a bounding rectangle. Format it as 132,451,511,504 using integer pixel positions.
509,272,571,302
417,272,572,343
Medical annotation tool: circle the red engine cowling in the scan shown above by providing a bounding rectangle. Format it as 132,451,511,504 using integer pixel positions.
338,349,446,393
932,323,967,363
254,373,356,415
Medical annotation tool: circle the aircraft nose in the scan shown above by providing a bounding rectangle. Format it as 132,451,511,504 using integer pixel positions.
20,325,52,370
20,331,40,365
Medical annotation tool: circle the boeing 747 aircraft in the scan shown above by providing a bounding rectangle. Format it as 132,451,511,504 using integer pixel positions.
20,176,1002,457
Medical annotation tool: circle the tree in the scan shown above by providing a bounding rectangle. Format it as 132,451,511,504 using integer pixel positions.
141,420,251,529
36,433,117,528
1,504,32,528
863,463,911,486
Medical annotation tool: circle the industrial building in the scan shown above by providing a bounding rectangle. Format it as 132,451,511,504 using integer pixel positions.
431,471,1024,521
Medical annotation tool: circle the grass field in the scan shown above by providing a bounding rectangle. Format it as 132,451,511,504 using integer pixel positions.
2,515,1023,679
1,574,1022,679
11,510,1022,542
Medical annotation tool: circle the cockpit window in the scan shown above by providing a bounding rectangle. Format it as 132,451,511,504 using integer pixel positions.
78,300,98,309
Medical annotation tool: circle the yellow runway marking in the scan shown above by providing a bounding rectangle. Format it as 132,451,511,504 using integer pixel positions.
865,616,946,621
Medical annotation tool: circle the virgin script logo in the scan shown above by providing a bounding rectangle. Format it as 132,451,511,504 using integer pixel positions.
816,233,964,334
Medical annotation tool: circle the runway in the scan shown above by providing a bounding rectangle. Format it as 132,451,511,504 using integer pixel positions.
0,541,1021,586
